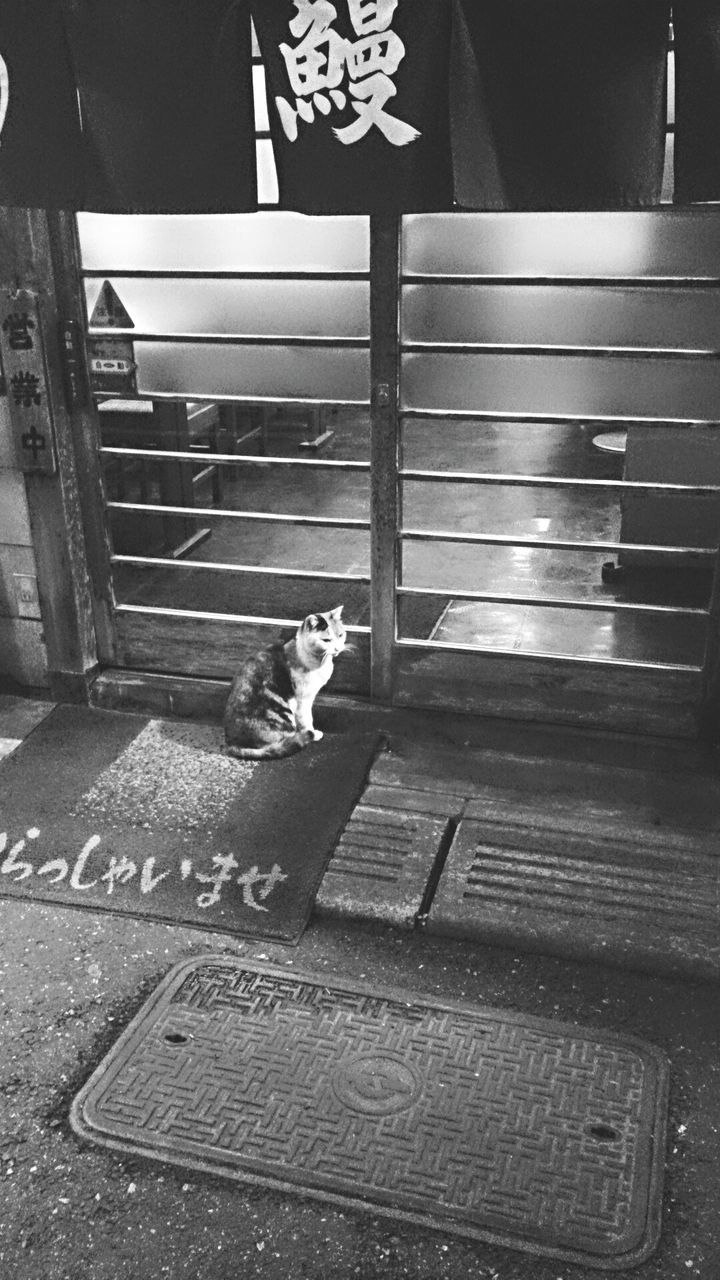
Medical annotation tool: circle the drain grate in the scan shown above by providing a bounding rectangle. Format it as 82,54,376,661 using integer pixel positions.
427,811,720,979
315,791,453,928
71,957,669,1270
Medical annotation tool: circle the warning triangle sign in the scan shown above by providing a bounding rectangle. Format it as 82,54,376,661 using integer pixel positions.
89,281,135,329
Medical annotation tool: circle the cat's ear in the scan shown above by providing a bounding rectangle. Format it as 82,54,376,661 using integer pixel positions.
303,613,319,630
330,605,344,619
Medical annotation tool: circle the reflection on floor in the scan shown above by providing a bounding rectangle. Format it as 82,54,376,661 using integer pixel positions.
109,405,713,668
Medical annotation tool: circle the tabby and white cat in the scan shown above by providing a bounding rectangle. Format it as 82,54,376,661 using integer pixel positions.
223,606,346,760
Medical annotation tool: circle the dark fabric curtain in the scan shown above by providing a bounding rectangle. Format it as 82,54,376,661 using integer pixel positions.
0,1,85,208
251,0,454,213
673,1,720,203
453,0,671,210
63,0,257,213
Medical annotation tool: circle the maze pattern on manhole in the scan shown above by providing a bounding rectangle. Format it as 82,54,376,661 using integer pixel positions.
71,957,669,1269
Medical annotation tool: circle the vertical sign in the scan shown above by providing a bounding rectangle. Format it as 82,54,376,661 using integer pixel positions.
0,289,57,475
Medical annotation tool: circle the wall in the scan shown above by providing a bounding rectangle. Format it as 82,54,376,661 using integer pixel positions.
0,396,48,687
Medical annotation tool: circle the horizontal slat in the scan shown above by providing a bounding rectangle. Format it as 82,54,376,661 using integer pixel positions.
402,284,720,353
95,333,369,348
116,603,369,631
403,344,720,360
113,555,369,581
402,209,720,279
107,501,370,529
134,341,370,403
400,469,720,495
77,212,369,272
401,529,714,556
114,608,370,692
395,636,702,675
401,352,720,422
396,585,707,617
101,448,370,472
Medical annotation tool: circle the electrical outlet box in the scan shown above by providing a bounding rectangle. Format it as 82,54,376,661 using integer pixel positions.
12,572,41,619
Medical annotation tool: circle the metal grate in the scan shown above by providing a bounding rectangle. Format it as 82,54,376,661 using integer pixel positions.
71,956,669,1270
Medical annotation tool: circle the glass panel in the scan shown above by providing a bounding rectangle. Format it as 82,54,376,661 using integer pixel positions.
77,212,370,272
114,564,369,625
98,402,370,465
397,592,707,667
105,457,369,522
402,284,720,351
100,399,371,623
109,511,369,577
134,342,370,403
399,409,713,668
402,418,627,478
402,210,720,279
401,479,620,542
400,352,720,421
86,278,370,339
400,540,712,609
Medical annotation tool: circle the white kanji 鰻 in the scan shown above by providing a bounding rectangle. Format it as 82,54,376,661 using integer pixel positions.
275,0,420,148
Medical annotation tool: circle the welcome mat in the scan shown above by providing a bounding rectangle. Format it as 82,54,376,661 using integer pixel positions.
71,956,669,1270
0,706,382,943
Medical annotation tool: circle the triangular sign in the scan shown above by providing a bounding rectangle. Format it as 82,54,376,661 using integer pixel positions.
89,281,135,329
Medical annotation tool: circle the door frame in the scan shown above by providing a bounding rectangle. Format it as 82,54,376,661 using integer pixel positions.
7,205,718,738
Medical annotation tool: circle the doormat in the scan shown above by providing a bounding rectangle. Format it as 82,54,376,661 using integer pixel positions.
70,956,669,1270
0,706,383,943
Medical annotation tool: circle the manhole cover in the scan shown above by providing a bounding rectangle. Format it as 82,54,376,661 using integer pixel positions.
71,957,668,1269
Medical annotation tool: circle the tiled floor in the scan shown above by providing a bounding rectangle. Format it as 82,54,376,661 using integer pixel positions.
0,694,54,759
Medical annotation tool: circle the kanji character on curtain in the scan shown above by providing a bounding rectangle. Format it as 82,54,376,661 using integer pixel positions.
251,0,454,213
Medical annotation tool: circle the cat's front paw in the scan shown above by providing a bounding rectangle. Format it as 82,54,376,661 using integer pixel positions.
311,729,324,741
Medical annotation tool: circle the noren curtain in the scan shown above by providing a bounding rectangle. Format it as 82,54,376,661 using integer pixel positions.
452,0,672,210
63,0,257,213
674,0,720,203
0,0,84,208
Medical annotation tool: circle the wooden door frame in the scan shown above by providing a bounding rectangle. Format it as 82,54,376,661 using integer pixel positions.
0,207,111,699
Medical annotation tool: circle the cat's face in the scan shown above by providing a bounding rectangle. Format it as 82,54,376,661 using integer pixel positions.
300,606,346,661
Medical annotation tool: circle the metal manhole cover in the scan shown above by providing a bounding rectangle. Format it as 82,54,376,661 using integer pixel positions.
70,957,669,1270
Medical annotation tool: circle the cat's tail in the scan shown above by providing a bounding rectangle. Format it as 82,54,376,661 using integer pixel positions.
223,729,315,761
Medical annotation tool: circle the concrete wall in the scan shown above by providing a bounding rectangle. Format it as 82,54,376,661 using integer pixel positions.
0,397,48,687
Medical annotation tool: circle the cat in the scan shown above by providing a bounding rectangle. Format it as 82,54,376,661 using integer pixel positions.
222,606,346,760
